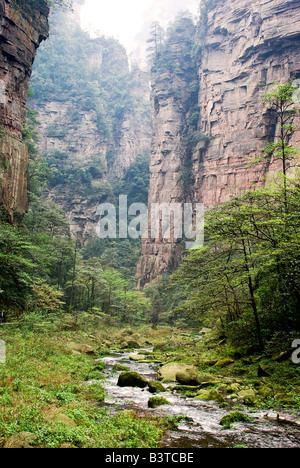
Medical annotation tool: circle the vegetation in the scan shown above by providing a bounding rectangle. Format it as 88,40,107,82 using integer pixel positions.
0,324,167,448
171,81,300,353
1,1,300,447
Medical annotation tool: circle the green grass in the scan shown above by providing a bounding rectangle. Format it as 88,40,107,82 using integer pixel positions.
0,326,164,448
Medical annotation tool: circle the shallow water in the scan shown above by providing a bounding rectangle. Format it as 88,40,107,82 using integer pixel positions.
98,350,300,449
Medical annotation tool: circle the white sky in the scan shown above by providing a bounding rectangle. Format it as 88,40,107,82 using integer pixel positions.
80,0,200,56
81,0,153,53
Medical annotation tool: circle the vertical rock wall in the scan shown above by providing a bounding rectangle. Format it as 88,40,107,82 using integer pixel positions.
195,0,300,206
138,0,300,285
0,0,49,222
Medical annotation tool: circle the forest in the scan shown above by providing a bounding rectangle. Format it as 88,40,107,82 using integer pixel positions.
0,0,300,451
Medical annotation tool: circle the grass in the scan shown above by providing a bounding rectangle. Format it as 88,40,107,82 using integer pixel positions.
0,320,299,447
0,325,165,448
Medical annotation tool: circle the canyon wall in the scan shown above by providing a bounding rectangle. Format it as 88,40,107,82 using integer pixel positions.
137,0,300,285
0,0,49,222
30,8,151,243
195,0,300,206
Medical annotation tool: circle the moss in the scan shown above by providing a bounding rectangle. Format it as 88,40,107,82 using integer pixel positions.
148,397,171,409
220,412,254,429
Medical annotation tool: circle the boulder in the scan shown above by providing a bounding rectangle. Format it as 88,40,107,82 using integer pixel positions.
258,365,270,378
69,343,95,355
4,432,38,449
45,413,76,428
113,363,130,372
130,354,147,362
200,328,212,335
195,389,223,402
158,363,198,383
176,367,203,386
238,389,258,406
117,371,148,388
126,340,141,349
148,396,171,409
148,381,166,394
272,350,293,363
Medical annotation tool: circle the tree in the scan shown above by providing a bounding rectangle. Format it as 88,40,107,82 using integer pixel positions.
147,22,165,63
261,79,300,209
171,179,300,351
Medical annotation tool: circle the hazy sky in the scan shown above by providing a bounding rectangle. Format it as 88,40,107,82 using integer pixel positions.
80,0,200,57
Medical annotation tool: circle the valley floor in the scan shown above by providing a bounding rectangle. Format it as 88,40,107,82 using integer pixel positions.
0,318,299,448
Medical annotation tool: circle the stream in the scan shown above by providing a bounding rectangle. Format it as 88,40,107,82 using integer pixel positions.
97,349,300,448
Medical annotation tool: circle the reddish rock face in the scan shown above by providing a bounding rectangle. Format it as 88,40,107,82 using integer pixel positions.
137,0,300,285
195,0,300,206
0,0,49,222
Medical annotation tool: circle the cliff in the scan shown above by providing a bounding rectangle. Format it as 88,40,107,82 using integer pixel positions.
30,11,151,243
137,16,198,285
0,0,49,222
195,0,300,205
137,0,300,285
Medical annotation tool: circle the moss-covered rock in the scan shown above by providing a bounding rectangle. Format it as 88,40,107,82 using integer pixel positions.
158,363,198,383
195,389,223,402
176,367,202,386
113,363,130,372
117,371,148,388
148,396,171,409
148,381,166,394
4,432,38,449
130,354,147,362
220,412,254,428
238,389,258,406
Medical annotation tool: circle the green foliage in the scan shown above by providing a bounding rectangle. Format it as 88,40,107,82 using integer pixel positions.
171,177,300,351
220,412,254,429
31,24,132,141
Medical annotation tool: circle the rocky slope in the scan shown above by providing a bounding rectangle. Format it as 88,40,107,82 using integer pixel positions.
0,0,49,222
138,0,300,284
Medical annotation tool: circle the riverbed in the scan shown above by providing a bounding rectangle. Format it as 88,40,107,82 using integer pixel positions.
99,350,300,448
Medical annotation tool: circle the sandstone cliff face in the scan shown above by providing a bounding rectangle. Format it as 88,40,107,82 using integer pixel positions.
137,18,198,286
0,0,49,222
138,0,300,284
195,0,300,205
30,13,151,242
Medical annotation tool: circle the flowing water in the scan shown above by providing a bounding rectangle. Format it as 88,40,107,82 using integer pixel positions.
97,350,300,448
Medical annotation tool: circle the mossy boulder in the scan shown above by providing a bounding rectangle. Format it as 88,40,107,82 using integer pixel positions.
148,396,171,409
195,389,223,402
113,363,130,372
238,389,258,406
274,393,294,403
148,380,166,394
176,367,202,386
117,371,148,388
158,363,198,383
220,412,254,428
126,340,142,349
69,343,95,355
46,413,77,428
130,354,147,362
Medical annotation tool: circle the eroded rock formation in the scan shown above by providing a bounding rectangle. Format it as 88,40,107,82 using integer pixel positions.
0,0,49,222
137,0,300,285
195,0,300,206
